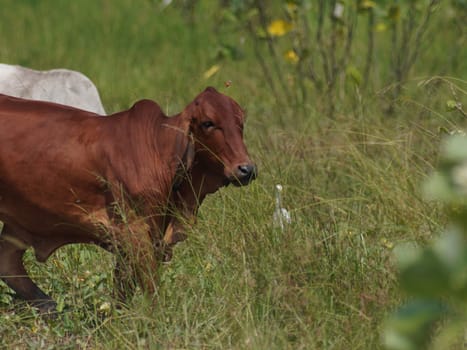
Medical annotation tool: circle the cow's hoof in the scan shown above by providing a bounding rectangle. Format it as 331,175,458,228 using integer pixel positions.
34,299,58,316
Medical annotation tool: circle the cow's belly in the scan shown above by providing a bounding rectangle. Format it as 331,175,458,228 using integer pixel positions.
0,192,111,262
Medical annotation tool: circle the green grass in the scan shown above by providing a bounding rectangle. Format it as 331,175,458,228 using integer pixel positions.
0,1,466,349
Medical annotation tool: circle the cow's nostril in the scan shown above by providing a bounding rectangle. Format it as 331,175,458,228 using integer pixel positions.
231,164,257,186
237,164,257,180
238,164,251,176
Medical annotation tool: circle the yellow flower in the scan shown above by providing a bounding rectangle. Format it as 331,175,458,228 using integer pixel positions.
284,50,299,64
203,65,220,79
359,0,376,10
267,19,293,37
375,23,387,32
380,238,394,249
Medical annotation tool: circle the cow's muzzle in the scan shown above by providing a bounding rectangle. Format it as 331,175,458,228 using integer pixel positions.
231,163,258,186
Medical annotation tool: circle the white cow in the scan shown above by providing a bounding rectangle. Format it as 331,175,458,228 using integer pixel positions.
0,63,106,114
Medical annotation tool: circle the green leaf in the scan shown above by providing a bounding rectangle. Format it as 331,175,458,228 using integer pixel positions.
398,248,451,298
56,295,65,313
423,171,454,202
441,136,467,164
346,65,362,86
446,100,459,111
433,229,467,300
245,8,258,20
433,228,463,269
384,299,447,350
222,9,239,23
394,242,422,270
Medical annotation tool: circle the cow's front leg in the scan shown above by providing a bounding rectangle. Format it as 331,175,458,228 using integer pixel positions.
113,221,161,303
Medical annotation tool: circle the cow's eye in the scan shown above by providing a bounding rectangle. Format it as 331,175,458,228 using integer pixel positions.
201,121,215,129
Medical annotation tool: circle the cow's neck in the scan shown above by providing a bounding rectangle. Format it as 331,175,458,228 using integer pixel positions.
174,159,226,217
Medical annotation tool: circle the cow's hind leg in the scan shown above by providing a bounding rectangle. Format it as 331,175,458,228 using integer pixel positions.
0,228,56,313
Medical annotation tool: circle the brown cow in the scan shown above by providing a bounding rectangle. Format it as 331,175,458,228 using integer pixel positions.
0,87,256,313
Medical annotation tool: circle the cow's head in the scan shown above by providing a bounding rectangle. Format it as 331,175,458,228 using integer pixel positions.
182,87,257,187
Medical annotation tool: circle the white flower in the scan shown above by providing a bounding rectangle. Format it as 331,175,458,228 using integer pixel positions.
99,301,111,312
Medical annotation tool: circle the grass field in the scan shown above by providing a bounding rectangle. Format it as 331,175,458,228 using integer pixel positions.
0,1,466,349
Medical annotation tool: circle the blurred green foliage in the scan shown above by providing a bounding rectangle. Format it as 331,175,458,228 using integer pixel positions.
385,128,467,349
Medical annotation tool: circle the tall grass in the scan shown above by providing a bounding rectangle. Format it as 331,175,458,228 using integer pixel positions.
0,1,465,349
